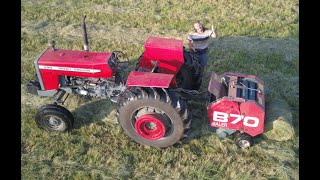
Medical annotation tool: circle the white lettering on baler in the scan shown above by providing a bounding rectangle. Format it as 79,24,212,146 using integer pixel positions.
213,111,228,122
213,111,259,127
212,122,228,127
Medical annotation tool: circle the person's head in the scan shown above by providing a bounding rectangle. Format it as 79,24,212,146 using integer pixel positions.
194,20,204,33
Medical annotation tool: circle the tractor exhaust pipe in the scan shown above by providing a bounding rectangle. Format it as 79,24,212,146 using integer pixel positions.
82,16,89,51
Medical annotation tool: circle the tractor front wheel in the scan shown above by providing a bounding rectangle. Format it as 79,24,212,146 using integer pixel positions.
117,87,191,147
35,104,74,132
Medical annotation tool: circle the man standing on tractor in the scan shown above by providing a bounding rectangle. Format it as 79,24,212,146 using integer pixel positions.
186,20,217,88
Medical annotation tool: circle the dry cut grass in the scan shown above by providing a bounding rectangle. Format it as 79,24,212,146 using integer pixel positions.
21,0,299,179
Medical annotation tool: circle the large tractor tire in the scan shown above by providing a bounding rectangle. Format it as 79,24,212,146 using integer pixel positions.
176,50,202,90
192,64,205,91
35,104,74,132
176,65,194,90
117,87,191,147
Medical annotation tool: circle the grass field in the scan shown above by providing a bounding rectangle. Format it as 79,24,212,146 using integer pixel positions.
21,0,299,179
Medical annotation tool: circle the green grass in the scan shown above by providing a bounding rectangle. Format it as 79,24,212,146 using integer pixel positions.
21,0,299,179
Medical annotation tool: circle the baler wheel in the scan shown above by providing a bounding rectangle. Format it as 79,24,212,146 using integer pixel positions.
35,104,74,132
235,133,253,148
117,87,191,147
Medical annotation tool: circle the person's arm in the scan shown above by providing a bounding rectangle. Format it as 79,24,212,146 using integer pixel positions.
210,25,217,38
187,36,196,52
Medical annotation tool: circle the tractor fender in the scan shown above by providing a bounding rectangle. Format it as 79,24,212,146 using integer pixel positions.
126,71,174,88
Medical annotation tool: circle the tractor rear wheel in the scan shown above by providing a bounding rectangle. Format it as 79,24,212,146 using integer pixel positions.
35,104,74,132
176,65,194,90
117,87,191,147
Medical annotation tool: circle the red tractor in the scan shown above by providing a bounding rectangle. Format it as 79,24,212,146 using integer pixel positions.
27,17,265,148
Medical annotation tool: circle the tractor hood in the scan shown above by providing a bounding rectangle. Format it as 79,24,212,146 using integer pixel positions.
38,48,112,67
35,48,114,90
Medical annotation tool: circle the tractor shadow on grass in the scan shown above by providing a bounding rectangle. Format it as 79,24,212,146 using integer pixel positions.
71,97,118,130
178,99,221,145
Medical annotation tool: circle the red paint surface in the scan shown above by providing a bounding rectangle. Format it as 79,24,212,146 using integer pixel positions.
126,71,174,88
38,48,113,90
207,98,242,129
207,71,266,137
137,36,184,76
207,97,264,137
135,114,166,140
239,101,265,136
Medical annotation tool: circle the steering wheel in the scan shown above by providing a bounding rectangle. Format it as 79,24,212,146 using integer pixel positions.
112,51,130,69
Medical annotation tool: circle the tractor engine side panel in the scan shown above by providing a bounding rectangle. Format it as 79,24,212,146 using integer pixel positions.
37,48,113,90
137,36,184,75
